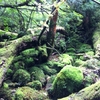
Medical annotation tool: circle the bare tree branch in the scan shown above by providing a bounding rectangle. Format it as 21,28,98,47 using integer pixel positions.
92,0,100,5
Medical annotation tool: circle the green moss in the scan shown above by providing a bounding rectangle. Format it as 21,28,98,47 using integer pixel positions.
23,57,34,66
40,65,57,75
13,69,30,85
93,29,100,49
77,44,93,53
0,56,14,80
27,80,42,90
12,61,25,72
13,55,23,62
38,45,47,57
58,54,73,65
46,61,54,67
6,68,13,77
21,48,39,57
82,71,99,87
15,86,49,100
0,88,13,100
67,48,76,52
3,82,9,89
0,30,18,40
86,58,98,68
74,59,86,67
29,67,46,85
51,65,83,98
86,51,94,56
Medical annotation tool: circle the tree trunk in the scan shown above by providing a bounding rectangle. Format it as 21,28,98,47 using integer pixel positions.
46,9,58,59
58,80,100,100
92,23,100,56
0,34,37,87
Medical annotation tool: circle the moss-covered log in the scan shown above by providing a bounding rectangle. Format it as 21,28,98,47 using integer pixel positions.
0,34,37,87
0,29,18,41
92,23,100,56
58,80,100,100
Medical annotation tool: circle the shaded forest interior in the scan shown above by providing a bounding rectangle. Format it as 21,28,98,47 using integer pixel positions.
0,0,100,100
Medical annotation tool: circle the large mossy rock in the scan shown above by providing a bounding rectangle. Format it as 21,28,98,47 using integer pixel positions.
29,67,46,86
49,65,83,99
26,80,42,90
15,86,49,100
13,69,31,85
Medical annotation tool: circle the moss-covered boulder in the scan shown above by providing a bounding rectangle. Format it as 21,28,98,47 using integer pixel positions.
29,67,46,86
15,86,49,100
26,80,42,90
13,69,31,85
49,65,83,98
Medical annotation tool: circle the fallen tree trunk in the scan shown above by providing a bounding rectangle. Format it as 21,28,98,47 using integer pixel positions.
0,29,18,41
92,23,100,56
58,80,100,100
0,34,37,87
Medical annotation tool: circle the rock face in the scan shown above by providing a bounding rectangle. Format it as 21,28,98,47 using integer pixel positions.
49,65,83,99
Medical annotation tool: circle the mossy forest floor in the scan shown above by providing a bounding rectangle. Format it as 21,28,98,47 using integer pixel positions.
0,27,100,100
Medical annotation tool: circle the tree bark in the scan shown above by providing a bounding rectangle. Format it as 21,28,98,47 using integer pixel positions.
46,9,58,59
58,80,100,100
0,34,37,87
92,23,100,56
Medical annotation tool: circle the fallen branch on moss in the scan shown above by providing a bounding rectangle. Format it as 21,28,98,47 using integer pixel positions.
58,80,100,100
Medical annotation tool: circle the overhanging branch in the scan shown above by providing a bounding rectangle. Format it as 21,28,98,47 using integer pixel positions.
92,0,100,5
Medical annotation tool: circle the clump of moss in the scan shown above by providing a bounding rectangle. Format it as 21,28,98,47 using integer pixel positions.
0,88,13,100
20,48,39,57
12,61,25,72
13,69,30,85
20,48,39,66
77,44,93,53
58,54,73,65
15,86,49,100
6,68,13,78
40,65,57,75
49,65,83,98
26,80,42,90
74,59,86,67
29,67,46,86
